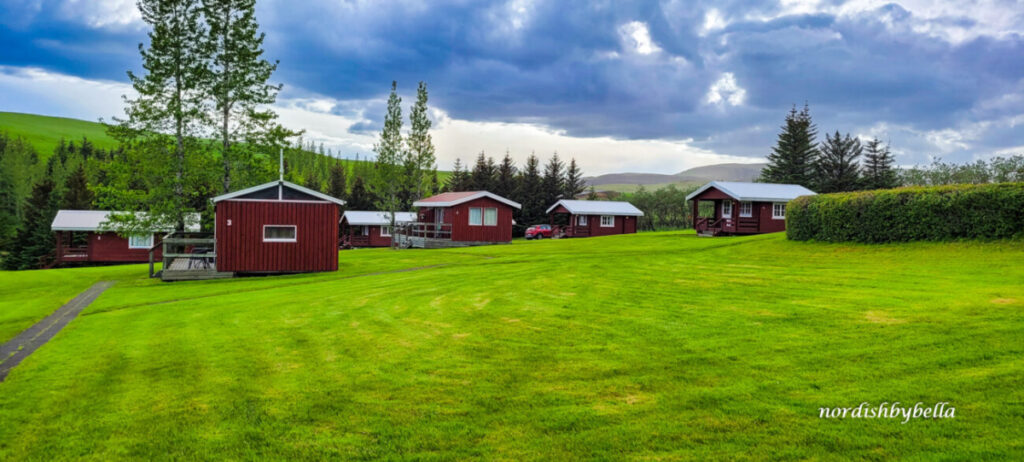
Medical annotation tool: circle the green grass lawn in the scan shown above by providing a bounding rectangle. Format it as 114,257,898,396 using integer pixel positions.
0,232,1022,459
596,180,702,193
0,112,120,156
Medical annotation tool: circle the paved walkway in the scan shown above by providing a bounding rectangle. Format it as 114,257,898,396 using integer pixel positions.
0,281,114,382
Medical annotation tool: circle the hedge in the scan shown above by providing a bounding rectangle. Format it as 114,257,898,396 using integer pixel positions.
786,183,1024,242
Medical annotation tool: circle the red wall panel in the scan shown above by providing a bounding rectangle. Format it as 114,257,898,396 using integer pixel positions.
87,232,162,262
419,197,515,242
216,200,338,273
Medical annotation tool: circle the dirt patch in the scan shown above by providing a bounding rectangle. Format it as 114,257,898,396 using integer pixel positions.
990,298,1017,305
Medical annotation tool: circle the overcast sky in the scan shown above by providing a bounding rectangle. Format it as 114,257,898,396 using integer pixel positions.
1,0,1022,175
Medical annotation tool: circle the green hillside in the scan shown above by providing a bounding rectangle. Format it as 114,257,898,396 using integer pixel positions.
0,112,119,155
0,232,1021,459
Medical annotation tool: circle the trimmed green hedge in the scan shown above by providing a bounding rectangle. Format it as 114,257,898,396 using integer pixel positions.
787,183,1024,242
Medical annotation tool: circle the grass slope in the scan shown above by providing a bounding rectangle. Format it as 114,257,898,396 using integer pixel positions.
0,232,1022,459
0,112,120,155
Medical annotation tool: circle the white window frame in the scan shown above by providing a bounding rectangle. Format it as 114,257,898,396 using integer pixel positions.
722,201,733,218
577,215,588,226
772,203,786,220
263,225,297,242
128,234,153,249
600,215,615,227
483,207,498,226
468,207,483,226
739,201,753,218
379,226,391,237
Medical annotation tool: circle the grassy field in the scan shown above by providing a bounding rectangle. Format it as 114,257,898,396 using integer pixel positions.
0,232,1022,459
596,180,702,193
0,111,120,155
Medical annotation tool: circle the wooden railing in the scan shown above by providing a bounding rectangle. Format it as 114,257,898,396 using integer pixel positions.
150,232,216,278
391,222,453,249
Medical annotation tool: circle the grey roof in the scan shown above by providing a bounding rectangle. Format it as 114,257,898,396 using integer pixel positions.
51,210,201,232
545,199,644,216
412,191,522,209
342,211,417,226
212,180,346,206
685,181,816,202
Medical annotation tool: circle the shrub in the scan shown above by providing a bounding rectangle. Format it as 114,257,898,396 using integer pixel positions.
787,183,1024,242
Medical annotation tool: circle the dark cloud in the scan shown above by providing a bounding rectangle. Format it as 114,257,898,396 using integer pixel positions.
1,0,1022,162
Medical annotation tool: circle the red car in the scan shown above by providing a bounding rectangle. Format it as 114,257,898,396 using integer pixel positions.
525,224,553,239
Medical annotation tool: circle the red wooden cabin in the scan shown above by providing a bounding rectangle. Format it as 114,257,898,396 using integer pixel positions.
50,210,199,265
545,199,643,237
407,191,521,247
686,181,815,236
340,211,417,248
213,180,345,273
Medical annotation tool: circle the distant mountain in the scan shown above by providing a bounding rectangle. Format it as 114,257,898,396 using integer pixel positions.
585,162,766,191
675,163,766,182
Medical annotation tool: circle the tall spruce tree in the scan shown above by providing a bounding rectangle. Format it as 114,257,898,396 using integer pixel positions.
348,175,373,210
541,152,565,208
115,0,210,231
327,160,348,201
760,104,819,187
494,152,517,198
862,138,898,189
202,0,286,194
563,157,585,199
516,152,544,231
405,81,436,201
3,169,60,270
470,152,496,191
371,81,406,231
447,158,470,191
816,131,863,193
63,164,94,210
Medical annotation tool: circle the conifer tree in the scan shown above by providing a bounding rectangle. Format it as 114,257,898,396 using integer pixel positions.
586,186,599,200
371,81,406,230
494,152,517,198
516,152,544,232
761,104,819,187
63,164,94,210
447,158,470,191
563,157,586,199
327,160,348,201
541,152,565,207
470,151,496,191
816,131,863,193
114,0,210,231
3,171,60,270
405,81,436,201
203,0,287,194
348,175,373,210
862,138,898,189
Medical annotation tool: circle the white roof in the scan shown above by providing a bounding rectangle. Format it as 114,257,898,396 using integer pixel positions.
212,180,346,206
342,211,417,226
51,210,201,232
545,199,644,216
685,181,816,202
413,191,521,209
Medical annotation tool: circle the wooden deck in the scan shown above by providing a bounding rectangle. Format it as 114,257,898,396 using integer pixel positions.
151,233,234,281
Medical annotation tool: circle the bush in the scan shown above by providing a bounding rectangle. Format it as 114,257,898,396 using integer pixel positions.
787,183,1024,242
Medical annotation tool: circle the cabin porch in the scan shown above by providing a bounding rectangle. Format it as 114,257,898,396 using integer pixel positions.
692,199,760,236
391,222,506,249
151,232,233,281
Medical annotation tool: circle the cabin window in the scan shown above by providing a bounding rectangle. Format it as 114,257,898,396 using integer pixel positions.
739,201,753,217
128,234,153,249
380,226,391,237
264,225,297,242
722,201,733,217
600,215,615,227
484,207,498,226
772,203,787,219
577,215,588,226
468,207,483,226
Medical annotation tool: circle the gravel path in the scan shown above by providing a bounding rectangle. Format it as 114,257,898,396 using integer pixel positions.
0,281,114,382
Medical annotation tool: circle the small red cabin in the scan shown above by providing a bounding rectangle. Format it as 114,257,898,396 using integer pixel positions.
340,211,417,248
213,180,345,273
407,191,521,247
686,181,815,236
546,199,643,237
50,210,199,264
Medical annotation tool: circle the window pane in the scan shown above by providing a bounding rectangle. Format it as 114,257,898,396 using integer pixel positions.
469,208,482,225
484,208,497,226
129,234,152,248
601,216,614,226
265,226,296,240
